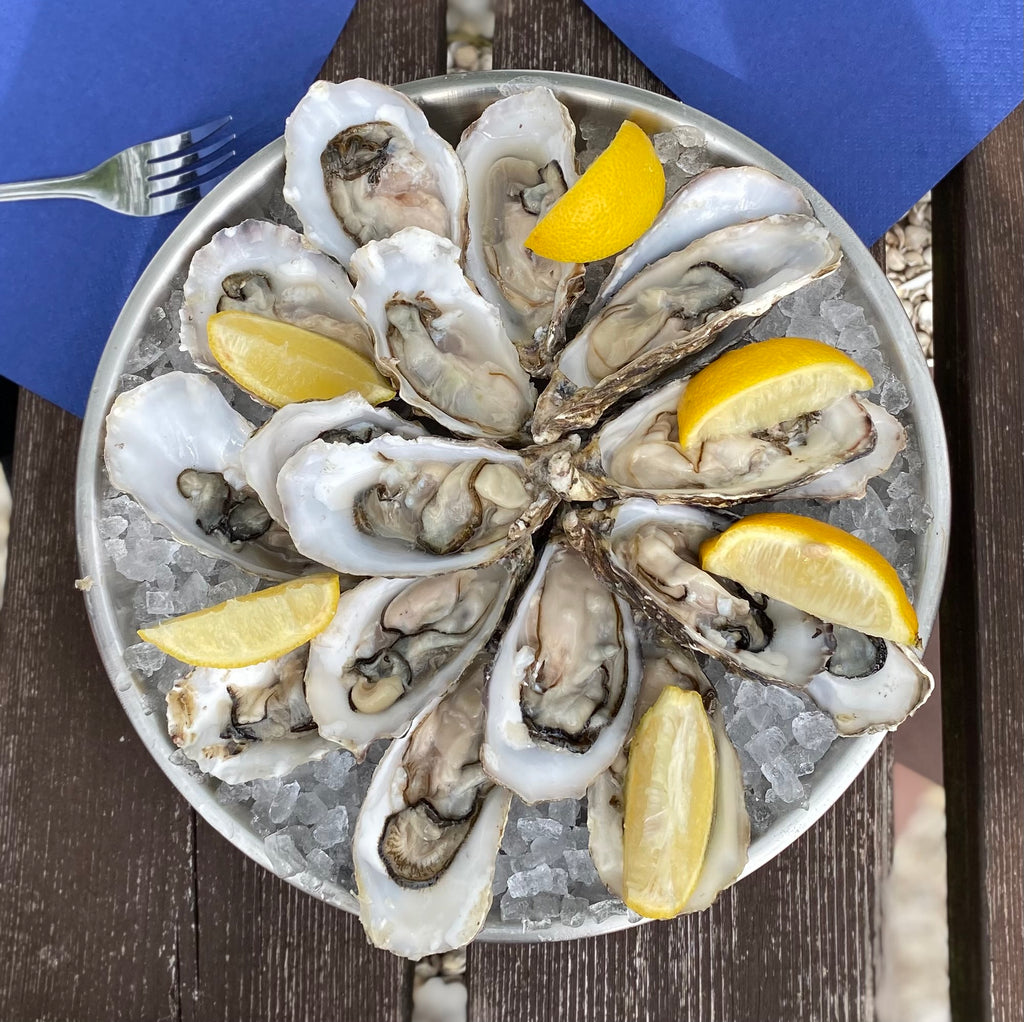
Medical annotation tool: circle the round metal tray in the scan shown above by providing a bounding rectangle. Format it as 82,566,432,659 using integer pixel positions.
75,70,950,943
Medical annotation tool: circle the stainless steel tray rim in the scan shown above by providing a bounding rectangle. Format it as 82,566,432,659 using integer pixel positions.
75,70,950,945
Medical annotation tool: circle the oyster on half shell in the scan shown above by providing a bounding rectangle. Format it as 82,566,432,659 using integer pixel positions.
350,227,537,441
565,499,932,735
551,373,905,505
276,433,557,576
457,86,585,375
284,79,468,266
305,547,531,757
352,656,511,959
482,537,642,803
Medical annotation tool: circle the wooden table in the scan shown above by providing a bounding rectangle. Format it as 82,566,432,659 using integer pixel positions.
0,2,1019,1019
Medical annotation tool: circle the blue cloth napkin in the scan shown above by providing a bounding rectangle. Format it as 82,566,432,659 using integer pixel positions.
0,0,356,416
584,0,1023,244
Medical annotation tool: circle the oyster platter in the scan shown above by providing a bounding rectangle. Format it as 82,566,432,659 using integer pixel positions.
78,72,948,955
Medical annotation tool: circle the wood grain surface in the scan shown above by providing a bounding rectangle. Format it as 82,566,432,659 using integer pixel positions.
933,104,1024,1022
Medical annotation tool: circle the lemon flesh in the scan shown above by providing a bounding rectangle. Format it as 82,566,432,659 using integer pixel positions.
138,572,340,668
676,337,873,451
622,686,717,919
700,512,919,645
524,120,665,263
207,310,395,408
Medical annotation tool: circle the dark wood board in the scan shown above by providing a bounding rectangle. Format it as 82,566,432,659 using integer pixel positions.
933,104,1024,1022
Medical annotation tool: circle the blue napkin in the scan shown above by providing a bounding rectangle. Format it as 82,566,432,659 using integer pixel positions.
584,0,1022,244
0,0,356,416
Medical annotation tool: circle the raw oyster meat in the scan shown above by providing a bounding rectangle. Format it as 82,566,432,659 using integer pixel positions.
103,372,304,579
352,656,511,958
552,373,904,505
350,227,536,440
482,537,642,802
457,86,584,374
276,433,557,576
284,79,467,266
305,548,530,757
532,214,843,442
166,647,332,783
179,218,372,373
591,165,813,315
240,393,426,524
565,499,932,734
587,644,748,910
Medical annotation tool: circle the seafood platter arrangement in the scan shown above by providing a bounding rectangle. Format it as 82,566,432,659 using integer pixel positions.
78,72,948,957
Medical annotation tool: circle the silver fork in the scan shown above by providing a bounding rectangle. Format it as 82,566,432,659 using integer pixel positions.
0,116,236,216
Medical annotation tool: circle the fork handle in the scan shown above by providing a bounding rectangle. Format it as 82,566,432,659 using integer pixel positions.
0,171,96,204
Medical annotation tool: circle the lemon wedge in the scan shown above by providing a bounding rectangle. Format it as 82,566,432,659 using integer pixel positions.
700,512,919,645
138,572,340,668
207,310,395,408
622,686,717,918
524,120,665,263
676,337,873,451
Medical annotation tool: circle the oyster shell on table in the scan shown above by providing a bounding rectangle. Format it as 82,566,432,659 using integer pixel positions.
283,79,468,266
178,219,372,378
551,372,905,505
565,499,932,735
531,214,843,443
456,86,585,375
305,546,531,758
591,165,813,317
166,647,332,784
103,372,305,580
276,433,558,577
352,656,511,959
587,643,749,910
240,393,427,525
482,537,642,803
350,227,537,441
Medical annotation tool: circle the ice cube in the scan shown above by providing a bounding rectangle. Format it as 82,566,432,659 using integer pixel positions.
312,806,349,848
506,864,569,899
589,899,627,923
145,589,176,616
762,753,806,805
265,832,307,877
544,800,580,829
744,702,776,731
215,780,253,806
269,781,301,824
563,848,601,887
734,679,766,710
517,817,564,843
313,751,355,788
560,895,590,927
764,685,807,721
745,725,788,765
292,791,329,826
492,854,514,896
791,711,838,753
499,893,530,923
123,641,167,677
304,847,338,885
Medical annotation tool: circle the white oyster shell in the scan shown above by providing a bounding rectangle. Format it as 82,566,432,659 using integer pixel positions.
482,538,642,803
350,227,537,440
283,79,467,266
532,214,843,442
276,433,556,576
240,393,426,524
456,86,584,374
179,218,372,372
103,372,305,580
166,648,333,783
305,549,529,757
591,165,813,315
352,658,511,958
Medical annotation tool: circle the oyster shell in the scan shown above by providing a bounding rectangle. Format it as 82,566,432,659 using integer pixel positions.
456,86,585,374
482,537,642,803
276,433,557,576
350,227,537,441
587,644,749,909
532,214,843,442
166,647,332,783
103,372,305,579
592,166,813,315
283,79,467,266
352,656,511,958
240,393,426,524
305,548,530,757
551,373,904,505
179,218,373,373
564,499,932,734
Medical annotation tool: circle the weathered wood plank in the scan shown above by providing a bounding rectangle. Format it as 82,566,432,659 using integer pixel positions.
933,104,1024,1022
468,3,894,1020
0,394,198,1022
